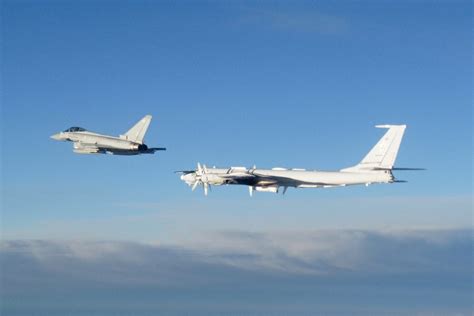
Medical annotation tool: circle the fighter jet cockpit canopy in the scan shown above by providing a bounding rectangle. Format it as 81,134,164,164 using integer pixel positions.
63,127,86,132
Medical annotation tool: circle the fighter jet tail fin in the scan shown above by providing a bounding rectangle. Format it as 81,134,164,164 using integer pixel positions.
341,125,407,172
121,115,152,144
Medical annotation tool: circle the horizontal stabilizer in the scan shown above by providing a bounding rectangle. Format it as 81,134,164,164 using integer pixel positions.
375,167,425,171
174,170,196,174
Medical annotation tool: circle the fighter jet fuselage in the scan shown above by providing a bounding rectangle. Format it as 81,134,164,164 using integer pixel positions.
51,115,166,155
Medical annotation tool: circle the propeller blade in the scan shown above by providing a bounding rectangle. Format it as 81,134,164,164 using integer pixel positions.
204,183,209,196
282,186,288,195
249,165,256,174
249,186,253,197
203,164,208,174
192,181,199,191
197,163,202,174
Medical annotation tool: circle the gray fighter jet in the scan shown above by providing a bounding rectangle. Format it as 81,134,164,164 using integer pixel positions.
51,115,166,155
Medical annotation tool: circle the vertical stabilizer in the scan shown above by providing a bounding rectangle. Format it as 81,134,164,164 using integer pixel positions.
342,125,406,171
121,115,152,144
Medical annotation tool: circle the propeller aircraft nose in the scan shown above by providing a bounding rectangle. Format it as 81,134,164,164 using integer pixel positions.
181,173,197,184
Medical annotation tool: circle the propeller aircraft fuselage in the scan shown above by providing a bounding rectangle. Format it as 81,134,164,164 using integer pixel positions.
178,125,419,196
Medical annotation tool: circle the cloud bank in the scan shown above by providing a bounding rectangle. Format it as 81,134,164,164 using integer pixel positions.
1,229,472,315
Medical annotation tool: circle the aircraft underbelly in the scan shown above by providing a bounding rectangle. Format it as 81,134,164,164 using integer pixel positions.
77,135,137,151
98,140,135,150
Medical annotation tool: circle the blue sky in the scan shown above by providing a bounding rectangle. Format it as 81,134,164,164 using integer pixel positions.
2,0,472,239
1,1,472,314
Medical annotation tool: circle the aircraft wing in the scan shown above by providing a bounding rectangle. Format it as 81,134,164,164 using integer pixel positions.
250,172,334,188
210,170,334,187
210,172,320,187
216,173,258,185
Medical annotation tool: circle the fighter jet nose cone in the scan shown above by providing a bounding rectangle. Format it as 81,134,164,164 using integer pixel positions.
50,133,62,140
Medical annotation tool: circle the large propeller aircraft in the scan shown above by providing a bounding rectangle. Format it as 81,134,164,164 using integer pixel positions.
51,115,166,155
178,125,423,196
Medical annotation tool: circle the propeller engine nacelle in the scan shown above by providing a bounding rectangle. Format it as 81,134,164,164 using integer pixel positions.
201,173,225,185
182,163,227,196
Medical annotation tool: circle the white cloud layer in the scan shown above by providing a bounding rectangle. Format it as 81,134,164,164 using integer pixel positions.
1,229,472,315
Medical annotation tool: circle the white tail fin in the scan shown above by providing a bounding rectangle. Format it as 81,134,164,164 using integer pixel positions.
342,125,406,172
121,115,152,144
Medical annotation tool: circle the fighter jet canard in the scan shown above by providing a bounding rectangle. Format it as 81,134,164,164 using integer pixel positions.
50,115,166,155
178,125,424,196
